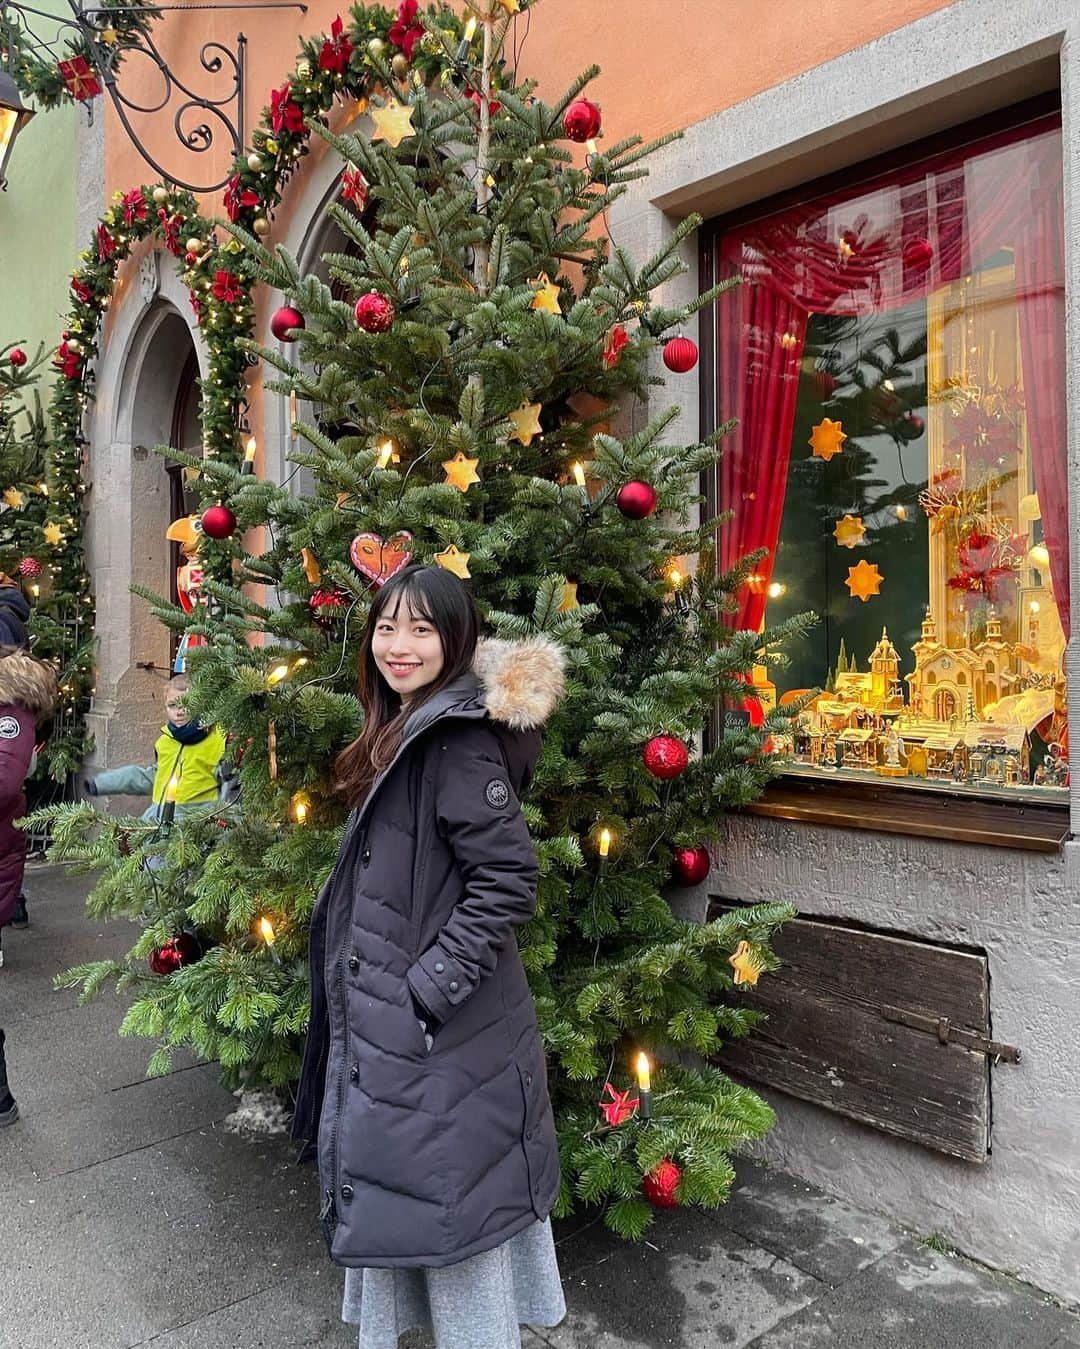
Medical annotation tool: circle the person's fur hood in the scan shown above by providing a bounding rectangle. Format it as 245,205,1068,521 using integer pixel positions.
0,648,59,720
473,635,566,731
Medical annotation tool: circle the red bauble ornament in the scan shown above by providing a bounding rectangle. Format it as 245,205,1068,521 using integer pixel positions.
642,1157,681,1209
903,236,934,269
563,97,602,143
9,349,27,368
662,336,698,373
200,504,237,540
270,305,305,342
354,291,395,333
643,734,689,781
149,932,200,976
17,557,42,580
671,845,710,887
616,480,658,520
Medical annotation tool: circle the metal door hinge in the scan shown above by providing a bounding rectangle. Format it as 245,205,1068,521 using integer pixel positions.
881,1005,1021,1064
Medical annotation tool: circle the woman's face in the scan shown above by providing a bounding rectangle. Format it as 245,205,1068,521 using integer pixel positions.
371,597,445,701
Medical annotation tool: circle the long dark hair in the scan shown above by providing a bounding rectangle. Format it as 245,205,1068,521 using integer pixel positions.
335,565,481,806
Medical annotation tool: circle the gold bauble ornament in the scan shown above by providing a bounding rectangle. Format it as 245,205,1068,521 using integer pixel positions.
185,238,202,255
152,186,169,204
66,339,81,354
391,52,409,78
297,58,312,79
246,152,264,172
367,37,386,57
253,218,271,237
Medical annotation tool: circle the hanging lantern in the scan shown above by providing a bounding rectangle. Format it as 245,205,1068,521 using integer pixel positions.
0,71,35,190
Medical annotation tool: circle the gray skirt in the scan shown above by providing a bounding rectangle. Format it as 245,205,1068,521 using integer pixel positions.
342,1217,566,1349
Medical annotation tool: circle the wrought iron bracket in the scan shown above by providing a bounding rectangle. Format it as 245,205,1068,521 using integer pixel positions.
4,0,307,193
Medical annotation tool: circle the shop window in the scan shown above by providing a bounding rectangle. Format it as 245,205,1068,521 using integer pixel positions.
705,104,1068,809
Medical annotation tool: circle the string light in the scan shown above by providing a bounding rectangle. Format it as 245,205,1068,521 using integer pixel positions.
241,436,257,474
377,440,395,469
635,1051,653,1121
571,462,586,488
767,581,786,599
258,916,275,946
267,662,290,687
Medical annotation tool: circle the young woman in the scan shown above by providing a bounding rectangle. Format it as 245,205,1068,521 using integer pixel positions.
292,564,568,1349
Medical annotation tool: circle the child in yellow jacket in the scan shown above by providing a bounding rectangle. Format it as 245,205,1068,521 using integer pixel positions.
88,674,227,821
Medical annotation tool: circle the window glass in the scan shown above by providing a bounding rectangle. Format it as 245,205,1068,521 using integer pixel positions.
713,113,1068,799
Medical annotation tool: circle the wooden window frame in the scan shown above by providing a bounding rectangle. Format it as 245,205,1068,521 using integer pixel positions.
697,93,1069,853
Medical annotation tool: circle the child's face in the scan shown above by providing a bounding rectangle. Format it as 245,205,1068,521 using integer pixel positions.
164,689,190,726
372,599,444,701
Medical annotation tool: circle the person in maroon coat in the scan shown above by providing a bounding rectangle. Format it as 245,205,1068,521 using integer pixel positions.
0,641,57,1127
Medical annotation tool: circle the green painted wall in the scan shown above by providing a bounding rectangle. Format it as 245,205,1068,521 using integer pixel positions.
0,0,78,388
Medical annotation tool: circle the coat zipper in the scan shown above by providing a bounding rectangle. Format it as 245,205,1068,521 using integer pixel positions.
325,825,367,1241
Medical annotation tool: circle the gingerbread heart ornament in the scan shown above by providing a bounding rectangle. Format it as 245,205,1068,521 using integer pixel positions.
350,531,414,586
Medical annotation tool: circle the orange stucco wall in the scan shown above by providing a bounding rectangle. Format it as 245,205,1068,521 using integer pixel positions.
104,0,959,203
98,0,957,478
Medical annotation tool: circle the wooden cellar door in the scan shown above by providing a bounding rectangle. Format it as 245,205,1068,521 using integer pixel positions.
712,909,1019,1163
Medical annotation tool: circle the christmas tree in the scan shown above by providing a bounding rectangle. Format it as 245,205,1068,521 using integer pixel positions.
46,0,808,1236
0,342,94,783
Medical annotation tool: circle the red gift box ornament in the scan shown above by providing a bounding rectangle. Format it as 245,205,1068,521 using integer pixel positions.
58,55,102,103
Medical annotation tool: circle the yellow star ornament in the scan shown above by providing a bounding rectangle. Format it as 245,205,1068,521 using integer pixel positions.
846,558,883,602
494,0,520,11
529,273,561,315
370,100,416,149
43,521,64,547
434,544,471,579
833,514,866,549
729,940,764,988
3,489,24,509
508,401,543,446
809,417,847,462
442,452,481,493
556,581,579,613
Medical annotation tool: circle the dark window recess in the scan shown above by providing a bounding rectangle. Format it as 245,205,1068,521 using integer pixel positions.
709,905,1019,1163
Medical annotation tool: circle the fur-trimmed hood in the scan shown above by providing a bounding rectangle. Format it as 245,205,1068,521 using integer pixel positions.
472,636,566,731
0,648,59,720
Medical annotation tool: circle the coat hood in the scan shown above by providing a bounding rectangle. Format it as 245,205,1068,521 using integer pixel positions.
0,648,58,720
472,636,566,732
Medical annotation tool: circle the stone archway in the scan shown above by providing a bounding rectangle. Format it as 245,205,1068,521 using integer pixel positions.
85,268,205,771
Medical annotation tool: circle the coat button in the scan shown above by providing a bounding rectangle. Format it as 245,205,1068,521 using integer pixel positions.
361,848,371,865
341,1184,354,1201
348,954,360,973
525,1129,533,1141
525,1073,533,1087
434,962,445,973
350,1064,359,1083
449,980,459,993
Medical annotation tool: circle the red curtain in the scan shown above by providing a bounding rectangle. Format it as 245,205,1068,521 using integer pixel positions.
716,114,1068,635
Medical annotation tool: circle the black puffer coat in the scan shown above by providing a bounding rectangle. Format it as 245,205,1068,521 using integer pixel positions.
292,636,566,1269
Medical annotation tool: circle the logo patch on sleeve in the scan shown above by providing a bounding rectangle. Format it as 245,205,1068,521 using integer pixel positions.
0,716,20,740
484,778,510,810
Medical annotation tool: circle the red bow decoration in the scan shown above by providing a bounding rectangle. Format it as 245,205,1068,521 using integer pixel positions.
71,277,94,305
224,174,261,223
188,290,204,327
598,1082,639,1127
270,80,305,134
319,15,353,73
211,270,243,304
121,188,147,227
465,88,502,116
947,530,1016,609
96,223,116,261
602,324,629,369
157,208,184,256
58,55,102,102
388,0,424,60
54,340,81,380
341,168,369,208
